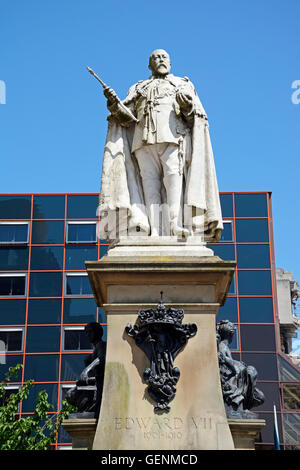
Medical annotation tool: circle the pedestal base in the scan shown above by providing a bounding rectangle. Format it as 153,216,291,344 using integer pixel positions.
62,418,97,450
228,419,266,450
86,249,236,450
108,236,214,257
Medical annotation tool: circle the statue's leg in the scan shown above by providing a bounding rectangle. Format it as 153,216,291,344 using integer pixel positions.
160,144,188,237
134,146,163,236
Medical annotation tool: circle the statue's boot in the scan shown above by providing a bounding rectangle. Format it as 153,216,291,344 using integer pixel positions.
163,173,189,238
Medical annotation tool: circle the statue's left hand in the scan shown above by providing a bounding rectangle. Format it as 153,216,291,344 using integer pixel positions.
176,91,193,112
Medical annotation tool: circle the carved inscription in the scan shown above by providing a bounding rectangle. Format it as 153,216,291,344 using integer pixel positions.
144,431,183,440
191,416,212,430
113,416,213,439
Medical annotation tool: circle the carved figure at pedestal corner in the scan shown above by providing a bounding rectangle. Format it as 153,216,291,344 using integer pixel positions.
66,322,106,419
216,320,265,419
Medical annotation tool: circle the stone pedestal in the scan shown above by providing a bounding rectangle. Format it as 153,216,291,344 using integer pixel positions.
85,240,236,450
228,419,266,450
62,418,97,450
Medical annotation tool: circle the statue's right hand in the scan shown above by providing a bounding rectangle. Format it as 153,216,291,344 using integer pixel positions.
103,87,118,105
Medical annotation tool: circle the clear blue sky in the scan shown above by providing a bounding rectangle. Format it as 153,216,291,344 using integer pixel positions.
1,1,299,331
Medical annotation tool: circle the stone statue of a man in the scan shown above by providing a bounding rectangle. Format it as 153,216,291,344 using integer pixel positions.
100,49,223,240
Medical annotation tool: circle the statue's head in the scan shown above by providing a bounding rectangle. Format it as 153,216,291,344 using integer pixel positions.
217,320,236,343
85,322,103,344
148,49,171,77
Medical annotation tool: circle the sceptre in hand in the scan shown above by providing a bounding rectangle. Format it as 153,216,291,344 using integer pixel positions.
87,66,138,123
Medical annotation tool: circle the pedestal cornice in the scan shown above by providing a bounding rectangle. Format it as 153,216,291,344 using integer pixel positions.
86,256,236,307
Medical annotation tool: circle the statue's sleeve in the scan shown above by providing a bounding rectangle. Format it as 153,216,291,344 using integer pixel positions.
107,84,137,127
185,80,208,119
189,81,208,120
177,79,207,125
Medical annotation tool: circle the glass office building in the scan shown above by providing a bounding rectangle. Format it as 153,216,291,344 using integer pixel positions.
0,192,299,449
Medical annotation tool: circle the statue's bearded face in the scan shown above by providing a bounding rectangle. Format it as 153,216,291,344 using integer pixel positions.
149,49,171,76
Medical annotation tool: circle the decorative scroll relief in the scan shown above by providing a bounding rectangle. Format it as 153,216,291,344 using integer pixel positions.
125,293,197,412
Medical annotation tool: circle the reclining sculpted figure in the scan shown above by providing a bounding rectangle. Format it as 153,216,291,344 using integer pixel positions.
217,320,265,418
66,322,106,419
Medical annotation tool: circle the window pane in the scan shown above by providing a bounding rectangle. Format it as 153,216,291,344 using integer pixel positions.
64,330,79,350
58,425,72,444
237,244,270,268
0,386,20,407
63,298,97,323
238,270,272,295
67,223,97,243
220,194,233,217
0,247,28,270
98,307,106,325
219,222,233,242
241,353,278,381
30,246,63,270
64,329,91,351
33,195,65,219
217,297,238,322
7,330,23,352
21,383,58,413
67,195,98,219
278,355,300,382
239,297,274,323
0,224,28,243
0,329,23,352
0,300,26,324
283,385,300,410
0,355,23,381
24,354,59,381
208,244,235,261
0,196,31,219
31,221,65,244
254,382,280,412
29,272,62,297
99,245,109,258
283,413,300,446
65,246,98,270
235,219,269,242
240,325,276,351
28,299,62,324
228,272,236,294
0,276,26,296
235,193,268,217
65,275,92,296
26,326,60,353
61,354,86,381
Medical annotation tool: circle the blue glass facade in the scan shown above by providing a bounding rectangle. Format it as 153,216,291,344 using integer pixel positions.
0,192,299,450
